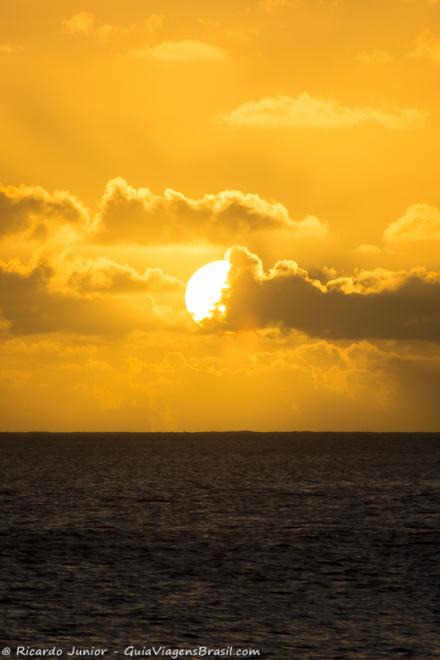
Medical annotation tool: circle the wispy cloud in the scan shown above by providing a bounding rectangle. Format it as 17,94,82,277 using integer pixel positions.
62,12,165,41
62,12,95,36
409,30,440,62
221,93,426,129
357,49,395,63
0,43,22,55
260,0,290,13
133,40,227,62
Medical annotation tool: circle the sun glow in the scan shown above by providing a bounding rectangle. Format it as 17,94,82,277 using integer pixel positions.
185,260,231,322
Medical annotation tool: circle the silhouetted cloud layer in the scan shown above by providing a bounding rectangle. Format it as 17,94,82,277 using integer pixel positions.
219,246,440,341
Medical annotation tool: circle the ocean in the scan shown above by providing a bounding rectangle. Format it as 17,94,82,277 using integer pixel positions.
1,432,439,659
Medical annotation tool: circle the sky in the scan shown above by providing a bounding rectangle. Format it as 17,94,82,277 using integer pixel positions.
1,0,440,431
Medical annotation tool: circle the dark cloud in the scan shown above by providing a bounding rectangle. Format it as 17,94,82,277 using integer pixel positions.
219,246,440,341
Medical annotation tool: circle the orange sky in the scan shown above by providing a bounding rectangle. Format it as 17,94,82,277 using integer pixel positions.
1,0,440,430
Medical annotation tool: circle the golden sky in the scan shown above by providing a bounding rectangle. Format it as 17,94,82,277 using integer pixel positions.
1,0,440,430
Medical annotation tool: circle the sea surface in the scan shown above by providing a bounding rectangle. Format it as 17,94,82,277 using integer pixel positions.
1,432,440,659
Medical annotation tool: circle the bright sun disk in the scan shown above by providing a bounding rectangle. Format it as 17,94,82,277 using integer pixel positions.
185,260,231,322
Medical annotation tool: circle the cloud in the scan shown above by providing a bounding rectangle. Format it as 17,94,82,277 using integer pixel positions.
0,44,21,55
62,12,164,42
197,18,258,44
95,16,165,43
1,178,328,248
221,93,426,129
355,244,382,255
214,246,440,341
384,204,440,242
409,31,440,62
51,254,184,297
94,177,328,244
62,12,95,36
260,0,290,12
0,183,88,239
2,330,439,431
357,49,394,63
144,15,165,34
0,259,183,335
133,40,227,62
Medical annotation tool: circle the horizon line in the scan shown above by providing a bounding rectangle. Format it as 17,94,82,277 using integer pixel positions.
0,430,439,435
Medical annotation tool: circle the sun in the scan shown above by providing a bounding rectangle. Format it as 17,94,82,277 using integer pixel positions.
185,260,231,323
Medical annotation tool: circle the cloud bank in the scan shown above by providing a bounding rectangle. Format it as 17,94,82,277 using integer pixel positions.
0,178,327,246
218,246,440,341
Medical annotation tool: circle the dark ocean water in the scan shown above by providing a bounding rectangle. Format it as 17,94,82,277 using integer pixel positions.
1,432,440,659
